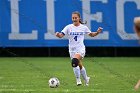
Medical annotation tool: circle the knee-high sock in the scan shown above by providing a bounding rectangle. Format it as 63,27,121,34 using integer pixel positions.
73,66,80,79
80,66,88,80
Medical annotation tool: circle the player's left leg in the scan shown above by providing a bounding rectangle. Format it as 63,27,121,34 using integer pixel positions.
79,60,90,86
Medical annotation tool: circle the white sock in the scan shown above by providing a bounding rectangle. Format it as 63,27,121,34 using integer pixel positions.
80,66,88,80
73,66,80,80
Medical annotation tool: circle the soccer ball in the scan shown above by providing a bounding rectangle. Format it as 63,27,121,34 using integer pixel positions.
48,77,60,88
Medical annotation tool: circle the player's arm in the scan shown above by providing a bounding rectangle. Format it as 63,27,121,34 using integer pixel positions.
135,80,140,90
88,27,103,37
55,32,65,38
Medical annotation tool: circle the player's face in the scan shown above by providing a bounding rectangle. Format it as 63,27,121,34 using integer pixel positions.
72,14,80,25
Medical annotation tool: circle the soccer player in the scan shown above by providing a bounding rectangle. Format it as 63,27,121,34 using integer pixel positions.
55,11,103,86
134,17,140,38
133,17,140,90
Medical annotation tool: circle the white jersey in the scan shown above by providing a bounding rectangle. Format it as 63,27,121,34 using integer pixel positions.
61,24,91,56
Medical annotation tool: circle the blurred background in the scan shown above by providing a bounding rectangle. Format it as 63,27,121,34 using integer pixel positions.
0,0,140,57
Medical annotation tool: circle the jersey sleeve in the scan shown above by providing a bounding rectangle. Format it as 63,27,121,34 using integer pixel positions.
61,25,69,35
85,26,91,34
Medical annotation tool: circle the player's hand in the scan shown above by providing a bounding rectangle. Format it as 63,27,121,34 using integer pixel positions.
55,32,60,37
134,80,140,91
97,27,103,33
135,85,139,90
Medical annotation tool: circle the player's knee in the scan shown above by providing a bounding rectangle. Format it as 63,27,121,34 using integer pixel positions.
71,58,79,67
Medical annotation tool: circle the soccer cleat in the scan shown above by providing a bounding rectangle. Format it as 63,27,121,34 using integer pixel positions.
76,79,82,86
85,77,90,86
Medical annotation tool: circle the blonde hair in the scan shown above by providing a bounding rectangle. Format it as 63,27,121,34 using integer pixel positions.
134,17,140,24
134,17,140,31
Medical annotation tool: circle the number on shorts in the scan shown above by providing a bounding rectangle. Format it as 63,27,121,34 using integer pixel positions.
74,36,78,41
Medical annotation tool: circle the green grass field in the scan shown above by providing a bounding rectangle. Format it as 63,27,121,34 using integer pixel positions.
0,57,140,93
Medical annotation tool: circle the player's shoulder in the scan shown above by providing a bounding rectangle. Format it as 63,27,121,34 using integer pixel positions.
79,24,87,27
80,24,88,28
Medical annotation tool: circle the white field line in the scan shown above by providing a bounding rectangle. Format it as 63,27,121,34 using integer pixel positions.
0,89,134,92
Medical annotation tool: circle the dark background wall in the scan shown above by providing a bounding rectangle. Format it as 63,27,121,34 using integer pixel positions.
0,47,140,57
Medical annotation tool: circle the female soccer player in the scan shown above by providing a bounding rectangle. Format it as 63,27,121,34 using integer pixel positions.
55,11,103,86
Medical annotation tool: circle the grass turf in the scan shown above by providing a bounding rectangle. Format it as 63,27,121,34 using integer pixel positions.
0,57,140,93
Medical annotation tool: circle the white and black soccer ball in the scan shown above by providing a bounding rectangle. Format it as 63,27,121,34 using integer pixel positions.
48,77,60,88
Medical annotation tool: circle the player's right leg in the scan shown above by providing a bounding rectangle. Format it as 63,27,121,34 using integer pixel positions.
76,50,90,86
70,53,82,86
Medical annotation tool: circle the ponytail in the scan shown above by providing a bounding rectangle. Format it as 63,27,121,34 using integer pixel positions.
79,19,87,24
